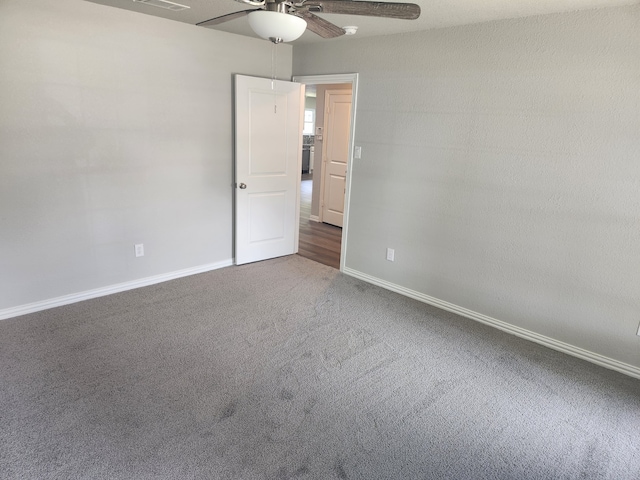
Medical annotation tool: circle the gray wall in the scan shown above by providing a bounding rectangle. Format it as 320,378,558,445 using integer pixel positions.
293,6,640,369
0,0,292,310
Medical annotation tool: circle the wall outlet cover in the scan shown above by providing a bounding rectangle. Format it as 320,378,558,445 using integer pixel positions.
135,244,144,257
386,248,395,261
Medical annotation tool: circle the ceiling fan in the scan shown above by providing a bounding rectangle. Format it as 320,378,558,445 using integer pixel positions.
197,0,421,44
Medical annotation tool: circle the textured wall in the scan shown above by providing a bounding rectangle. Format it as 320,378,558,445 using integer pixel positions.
0,0,292,309
293,6,640,368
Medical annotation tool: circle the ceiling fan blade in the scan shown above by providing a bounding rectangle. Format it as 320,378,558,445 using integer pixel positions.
297,11,345,38
301,1,420,20
197,9,257,27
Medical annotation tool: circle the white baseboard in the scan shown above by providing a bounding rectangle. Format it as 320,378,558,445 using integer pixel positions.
309,215,320,223
343,267,640,380
0,259,234,321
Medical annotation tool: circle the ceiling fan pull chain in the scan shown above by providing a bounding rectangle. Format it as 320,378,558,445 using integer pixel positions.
271,41,278,87
271,42,277,113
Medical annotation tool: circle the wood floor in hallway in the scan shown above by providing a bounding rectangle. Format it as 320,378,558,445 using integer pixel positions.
297,174,342,269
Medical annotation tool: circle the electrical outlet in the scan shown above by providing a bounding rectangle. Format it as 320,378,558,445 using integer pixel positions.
354,146,362,159
386,248,395,262
637,321,640,336
135,244,144,257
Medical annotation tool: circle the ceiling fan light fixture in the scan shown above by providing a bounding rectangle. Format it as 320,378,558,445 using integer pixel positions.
248,10,307,43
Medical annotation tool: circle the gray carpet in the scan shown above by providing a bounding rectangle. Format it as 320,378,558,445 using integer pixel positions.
1,255,639,479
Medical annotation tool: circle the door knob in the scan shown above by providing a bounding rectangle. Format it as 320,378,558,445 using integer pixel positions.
238,183,247,189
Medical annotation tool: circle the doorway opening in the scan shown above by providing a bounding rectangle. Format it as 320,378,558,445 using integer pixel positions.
292,74,358,271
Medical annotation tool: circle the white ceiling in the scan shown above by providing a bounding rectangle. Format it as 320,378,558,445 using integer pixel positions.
85,0,639,44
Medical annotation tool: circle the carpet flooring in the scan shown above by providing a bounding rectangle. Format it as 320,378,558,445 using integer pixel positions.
1,255,639,479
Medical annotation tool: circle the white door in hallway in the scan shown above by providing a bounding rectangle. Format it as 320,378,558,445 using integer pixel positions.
321,90,352,228
235,75,304,265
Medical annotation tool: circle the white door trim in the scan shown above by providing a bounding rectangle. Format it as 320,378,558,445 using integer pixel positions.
291,73,359,273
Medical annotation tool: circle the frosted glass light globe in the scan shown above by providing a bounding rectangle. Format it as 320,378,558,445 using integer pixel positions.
248,10,307,43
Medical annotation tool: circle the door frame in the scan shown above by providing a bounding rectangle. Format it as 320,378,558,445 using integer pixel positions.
292,73,359,272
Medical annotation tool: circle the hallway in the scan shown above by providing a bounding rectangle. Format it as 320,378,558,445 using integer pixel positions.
297,174,342,269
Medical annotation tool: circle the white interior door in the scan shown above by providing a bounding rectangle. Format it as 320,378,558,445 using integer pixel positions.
235,74,303,265
321,90,352,227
